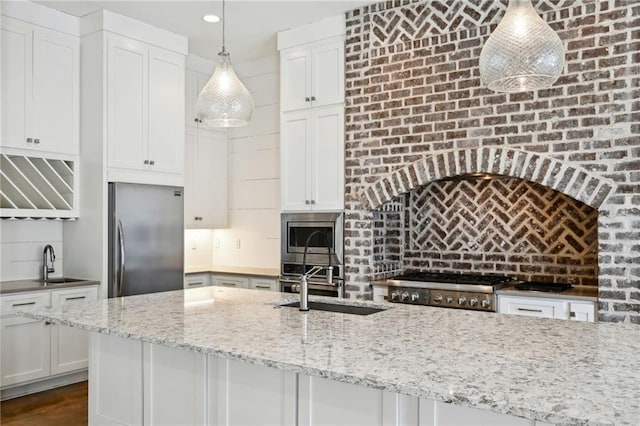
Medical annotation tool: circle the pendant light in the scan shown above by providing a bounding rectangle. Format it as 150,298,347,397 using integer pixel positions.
196,0,254,127
479,0,564,93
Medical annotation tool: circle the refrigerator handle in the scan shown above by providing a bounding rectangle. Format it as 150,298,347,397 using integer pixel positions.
117,220,126,297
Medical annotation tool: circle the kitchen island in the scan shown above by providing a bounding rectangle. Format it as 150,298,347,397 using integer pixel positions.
21,287,640,425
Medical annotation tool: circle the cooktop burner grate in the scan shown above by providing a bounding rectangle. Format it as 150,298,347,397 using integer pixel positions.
391,271,513,285
514,282,573,292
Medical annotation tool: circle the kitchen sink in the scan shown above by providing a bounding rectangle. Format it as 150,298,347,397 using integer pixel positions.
39,277,87,284
280,301,385,316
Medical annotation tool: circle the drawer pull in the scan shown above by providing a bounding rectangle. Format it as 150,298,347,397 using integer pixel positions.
256,285,271,289
65,296,86,301
12,301,37,307
517,308,543,313
222,282,236,286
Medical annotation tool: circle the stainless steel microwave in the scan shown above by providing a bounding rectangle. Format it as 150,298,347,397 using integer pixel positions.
280,212,344,267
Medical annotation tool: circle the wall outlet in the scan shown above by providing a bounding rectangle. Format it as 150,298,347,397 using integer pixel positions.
235,238,241,249
214,237,221,249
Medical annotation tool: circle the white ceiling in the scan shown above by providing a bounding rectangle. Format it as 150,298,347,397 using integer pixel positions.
35,0,377,63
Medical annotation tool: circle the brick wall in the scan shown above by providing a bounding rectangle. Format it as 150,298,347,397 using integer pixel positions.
343,0,640,323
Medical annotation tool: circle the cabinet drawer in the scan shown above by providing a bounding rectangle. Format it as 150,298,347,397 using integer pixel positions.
51,287,98,307
249,278,278,292
213,276,249,289
184,273,211,289
569,301,596,322
1,291,51,317
498,295,568,320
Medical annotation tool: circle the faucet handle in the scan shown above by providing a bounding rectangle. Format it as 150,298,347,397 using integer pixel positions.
326,266,333,284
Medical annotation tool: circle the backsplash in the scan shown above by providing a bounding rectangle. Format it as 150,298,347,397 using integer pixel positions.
403,178,598,285
343,0,639,323
0,220,64,281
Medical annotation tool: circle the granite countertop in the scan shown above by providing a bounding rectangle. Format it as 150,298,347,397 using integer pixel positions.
20,287,640,425
185,265,280,277
0,278,100,294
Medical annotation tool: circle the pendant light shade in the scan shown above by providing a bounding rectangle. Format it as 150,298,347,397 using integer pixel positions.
196,0,254,127
479,0,564,93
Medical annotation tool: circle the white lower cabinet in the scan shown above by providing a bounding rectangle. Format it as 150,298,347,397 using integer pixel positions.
0,285,98,389
212,275,249,289
497,295,595,322
249,278,279,292
90,334,550,426
184,273,211,289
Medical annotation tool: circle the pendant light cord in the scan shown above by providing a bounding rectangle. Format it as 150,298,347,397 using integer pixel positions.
221,0,226,54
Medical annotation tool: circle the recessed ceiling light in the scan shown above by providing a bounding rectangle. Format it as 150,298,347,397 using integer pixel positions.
202,14,220,23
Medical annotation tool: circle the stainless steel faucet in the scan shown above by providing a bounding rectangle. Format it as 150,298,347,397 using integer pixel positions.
42,244,55,281
299,231,333,312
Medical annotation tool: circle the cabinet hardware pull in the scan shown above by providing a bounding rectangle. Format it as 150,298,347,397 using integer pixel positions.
570,312,576,317
144,160,149,165
305,97,310,102
65,296,86,301
194,118,199,123
516,308,543,313
222,283,236,286
149,160,155,165
12,301,36,307
311,96,316,101
305,200,310,205
27,138,33,143
256,285,270,289
310,200,316,204
34,138,40,144
45,321,52,325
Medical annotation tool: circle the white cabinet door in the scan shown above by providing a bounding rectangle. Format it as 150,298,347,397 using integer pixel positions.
281,106,344,212
498,295,568,320
1,18,79,155
281,48,311,112
281,110,312,211
0,316,51,386
50,286,98,375
312,39,344,108
310,105,344,211
107,35,148,171
280,39,344,112
569,301,595,322
143,343,206,426
90,333,143,426
419,399,533,426
184,127,228,228
148,47,185,174
32,26,79,155
185,69,210,127
209,357,296,426
1,17,33,150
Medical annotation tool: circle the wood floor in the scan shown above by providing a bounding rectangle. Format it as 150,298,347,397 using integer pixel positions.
0,381,87,426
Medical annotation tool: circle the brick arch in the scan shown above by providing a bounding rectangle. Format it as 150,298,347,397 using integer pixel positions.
361,148,616,211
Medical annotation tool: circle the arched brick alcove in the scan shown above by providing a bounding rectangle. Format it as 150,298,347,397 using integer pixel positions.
360,148,615,212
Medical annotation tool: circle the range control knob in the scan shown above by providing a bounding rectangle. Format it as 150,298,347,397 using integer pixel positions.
432,294,443,304
481,299,491,309
401,292,410,302
411,292,420,302
390,292,399,302
469,297,479,307
458,297,467,306
446,296,454,304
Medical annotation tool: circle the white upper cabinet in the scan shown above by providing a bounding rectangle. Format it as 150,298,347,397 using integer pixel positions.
185,69,211,128
281,105,344,211
106,34,185,177
278,16,345,212
1,16,79,156
280,38,344,112
184,127,228,228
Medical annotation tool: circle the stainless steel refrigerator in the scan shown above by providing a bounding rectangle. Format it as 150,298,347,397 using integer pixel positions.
108,183,184,297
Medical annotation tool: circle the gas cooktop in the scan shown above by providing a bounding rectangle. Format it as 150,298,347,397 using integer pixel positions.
386,271,515,312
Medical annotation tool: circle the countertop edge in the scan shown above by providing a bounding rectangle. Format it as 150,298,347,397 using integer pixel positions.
185,265,280,278
17,310,601,426
0,279,100,294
